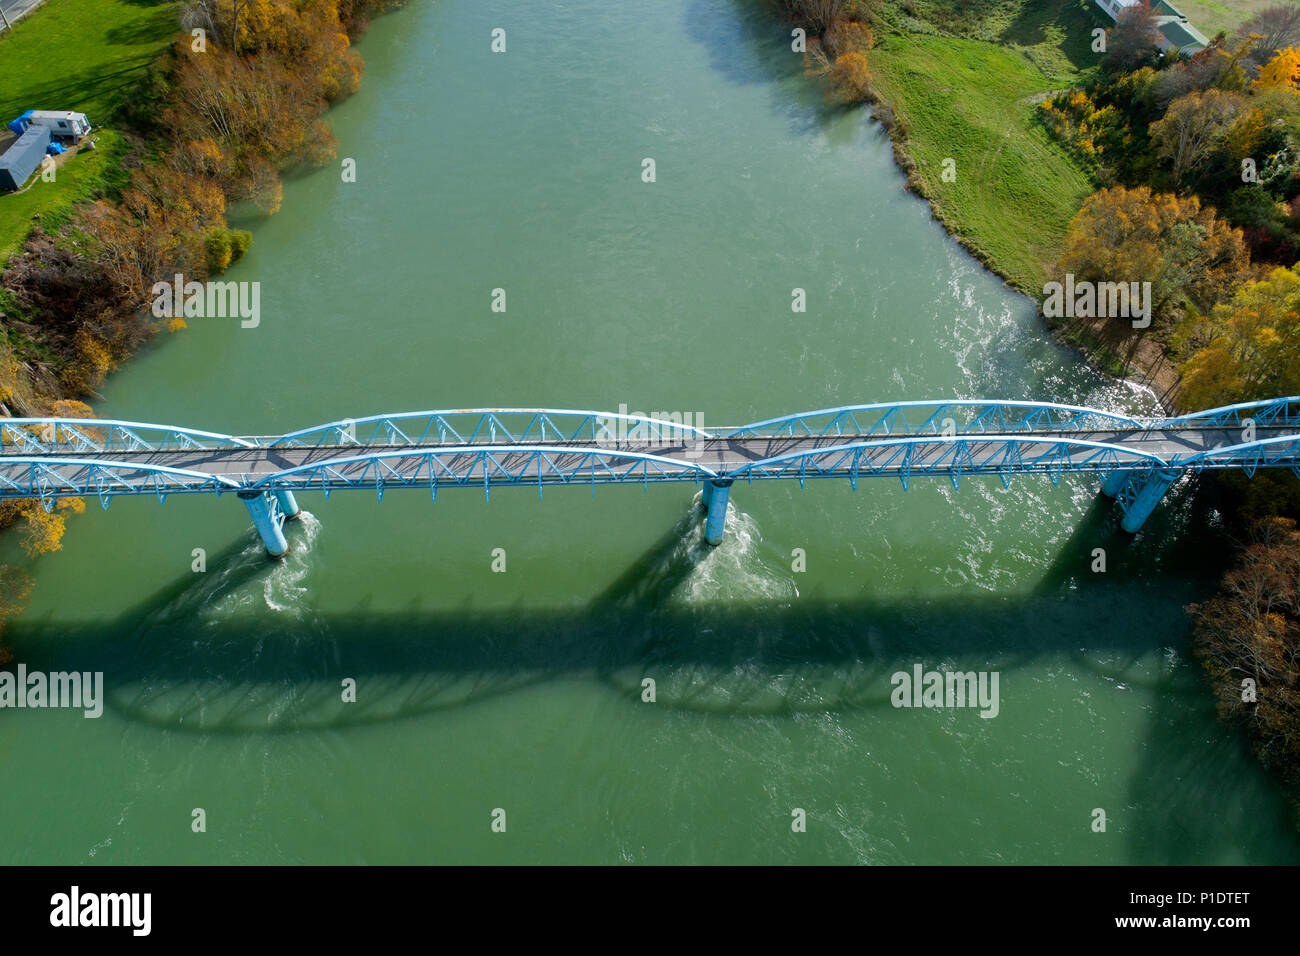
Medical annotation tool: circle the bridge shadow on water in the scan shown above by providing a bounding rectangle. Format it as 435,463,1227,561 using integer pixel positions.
10,483,1227,729
13,480,1299,859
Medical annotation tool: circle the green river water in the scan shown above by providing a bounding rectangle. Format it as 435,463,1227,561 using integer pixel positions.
3,0,1299,864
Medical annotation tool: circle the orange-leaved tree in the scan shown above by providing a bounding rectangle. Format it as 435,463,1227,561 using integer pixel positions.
0,399,93,559
827,52,872,105
823,19,873,58
1055,185,1253,326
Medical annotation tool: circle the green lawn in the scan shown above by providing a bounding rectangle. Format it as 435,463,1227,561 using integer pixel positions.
0,130,130,263
868,30,1097,293
0,0,178,265
896,0,1108,84
1171,0,1273,40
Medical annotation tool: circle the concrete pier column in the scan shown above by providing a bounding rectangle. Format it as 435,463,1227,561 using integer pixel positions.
239,490,289,558
274,489,302,520
700,480,714,510
704,479,732,546
1100,469,1131,498
1120,467,1180,533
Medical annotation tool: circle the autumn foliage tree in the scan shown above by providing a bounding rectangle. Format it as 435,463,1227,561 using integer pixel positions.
1055,185,1253,327
822,18,872,59
1104,0,1163,74
826,52,872,104
0,399,92,559
1176,262,1300,408
1238,5,1300,72
1150,89,1248,182
1253,46,1300,92
1191,516,1300,799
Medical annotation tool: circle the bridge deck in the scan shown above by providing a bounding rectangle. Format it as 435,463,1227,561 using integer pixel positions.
0,424,1289,496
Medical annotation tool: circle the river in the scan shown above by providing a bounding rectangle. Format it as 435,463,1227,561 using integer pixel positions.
2,0,1297,864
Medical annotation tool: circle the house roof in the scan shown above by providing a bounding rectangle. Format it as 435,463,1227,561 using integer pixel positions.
1093,0,1209,51
1158,17,1208,50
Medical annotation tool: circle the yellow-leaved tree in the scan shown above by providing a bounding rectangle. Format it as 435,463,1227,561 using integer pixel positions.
827,52,872,105
1177,262,1300,409
1253,46,1300,92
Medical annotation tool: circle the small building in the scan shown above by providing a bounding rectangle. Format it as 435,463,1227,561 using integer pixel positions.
25,110,91,140
0,124,51,191
1094,0,1210,55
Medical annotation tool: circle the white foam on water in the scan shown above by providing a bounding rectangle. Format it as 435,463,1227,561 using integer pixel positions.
665,494,798,605
261,511,322,614
132,511,323,631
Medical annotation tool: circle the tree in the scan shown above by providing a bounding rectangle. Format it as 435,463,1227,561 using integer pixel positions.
825,52,871,104
773,0,862,32
1253,46,1300,91
181,0,224,47
1055,185,1252,325
1238,4,1300,71
823,18,872,58
1105,0,1163,74
1150,88,1247,182
1191,517,1300,794
1177,262,1300,409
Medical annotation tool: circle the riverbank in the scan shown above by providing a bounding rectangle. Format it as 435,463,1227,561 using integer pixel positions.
7,0,1295,865
867,32,1093,297
0,0,177,265
0,0,405,644
792,1,1187,402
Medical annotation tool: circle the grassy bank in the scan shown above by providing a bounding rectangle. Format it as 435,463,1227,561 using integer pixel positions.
868,31,1095,293
0,0,398,646
1173,0,1271,38
0,0,179,265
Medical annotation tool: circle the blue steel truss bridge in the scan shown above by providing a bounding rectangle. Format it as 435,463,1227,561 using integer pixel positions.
2,398,1298,557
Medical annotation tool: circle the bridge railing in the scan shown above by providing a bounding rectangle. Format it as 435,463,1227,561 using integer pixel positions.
1173,432,1300,475
0,457,244,508
263,409,714,449
1154,396,1300,431
718,400,1149,438
249,445,720,501
0,418,255,455
722,435,1169,490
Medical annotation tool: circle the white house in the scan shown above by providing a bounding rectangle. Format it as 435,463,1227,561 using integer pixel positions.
1094,0,1210,55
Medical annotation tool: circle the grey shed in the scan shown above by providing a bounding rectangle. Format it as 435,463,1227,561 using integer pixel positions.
0,125,52,192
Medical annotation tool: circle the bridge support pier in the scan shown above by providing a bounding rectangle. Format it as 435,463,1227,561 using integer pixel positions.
1100,470,1131,498
239,490,289,559
704,479,732,546
1120,467,1181,534
274,489,302,521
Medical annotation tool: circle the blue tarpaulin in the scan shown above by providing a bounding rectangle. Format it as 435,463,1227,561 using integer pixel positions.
46,141,66,155
6,110,34,137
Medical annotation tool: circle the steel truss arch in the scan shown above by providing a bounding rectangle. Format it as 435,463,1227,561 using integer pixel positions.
720,400,1149,438
0,456,244,509
248,445,722,501
266,408,714,449
723,435,1171,490
0,417,256,455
